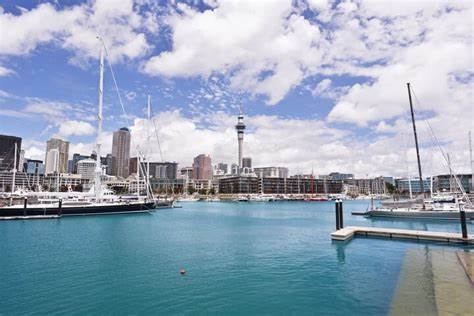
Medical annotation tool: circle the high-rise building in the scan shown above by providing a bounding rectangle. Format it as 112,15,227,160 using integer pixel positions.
105,154,113,175
0,134,22,172
24,159,45,175
45,138,69,174
77,158,97,181
235,112,246,171
180,167,193,179
193,154,212,180
45,148,60,174
242,157,252,169
111,127,131,178
216,163,228,175
70,153,90,174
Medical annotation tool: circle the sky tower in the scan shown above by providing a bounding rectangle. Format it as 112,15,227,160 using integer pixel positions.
235,107,246,172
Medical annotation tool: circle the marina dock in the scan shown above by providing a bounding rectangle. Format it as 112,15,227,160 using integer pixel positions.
331,226,474,244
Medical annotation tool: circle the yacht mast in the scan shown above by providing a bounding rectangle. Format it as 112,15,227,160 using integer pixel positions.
147,95,151,199
406,83,425,203
470,131,473,192
95,44,104,202
11,142,17,193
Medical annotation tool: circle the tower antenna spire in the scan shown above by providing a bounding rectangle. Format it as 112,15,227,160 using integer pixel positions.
235,96,246,174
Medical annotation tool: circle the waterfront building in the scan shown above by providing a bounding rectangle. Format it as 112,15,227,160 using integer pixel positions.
235,112,246,170
329,172,354,181
111,127,131,178
395,178,430,194
219,176,343,194
254,167,289,178
77,158,97,181
45,138,69,174
0,172,43,191
345,177,387,195
43,173,88,191
219,175,259,194
432,174,472,193
193,154,212,180
0,134,22,172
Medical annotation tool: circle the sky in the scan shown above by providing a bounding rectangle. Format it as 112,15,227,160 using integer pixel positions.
0,0,472,178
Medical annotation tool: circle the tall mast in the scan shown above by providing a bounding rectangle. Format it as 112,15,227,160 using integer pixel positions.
146,95,151,199
95,44,104,202
469,131,473,192
406,83,425,201
11,142,17,193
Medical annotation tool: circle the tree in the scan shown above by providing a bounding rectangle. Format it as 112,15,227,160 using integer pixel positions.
385,182,396,194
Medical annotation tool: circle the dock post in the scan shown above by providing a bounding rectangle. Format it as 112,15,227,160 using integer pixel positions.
23,197,27,216
335,200,340,230
459,204,468,239
58,199,62,216
339,200,344,229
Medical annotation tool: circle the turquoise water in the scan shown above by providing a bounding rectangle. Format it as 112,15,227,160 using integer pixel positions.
1,201,472,315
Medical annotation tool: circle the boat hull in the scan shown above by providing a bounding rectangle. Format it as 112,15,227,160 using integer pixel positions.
366,209,474,220
0,201,172,218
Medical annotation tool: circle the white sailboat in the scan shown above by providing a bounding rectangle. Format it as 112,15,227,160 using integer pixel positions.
0,38,172,219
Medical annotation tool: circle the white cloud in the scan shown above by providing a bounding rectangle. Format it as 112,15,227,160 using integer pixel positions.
0,64,14,76
0,0,152,67
56,120,95,137
143,0,323,105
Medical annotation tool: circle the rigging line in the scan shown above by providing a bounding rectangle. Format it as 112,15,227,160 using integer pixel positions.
410,85,471,203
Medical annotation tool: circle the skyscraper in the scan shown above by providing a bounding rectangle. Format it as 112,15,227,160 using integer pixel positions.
111,127,131,178
242,157,252,169
0,134,21,172
45,148,59,174
45,138,69,174
235,112,246,171
193,154,212,180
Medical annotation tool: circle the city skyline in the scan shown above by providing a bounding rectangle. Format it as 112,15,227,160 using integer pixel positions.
0,1,472,178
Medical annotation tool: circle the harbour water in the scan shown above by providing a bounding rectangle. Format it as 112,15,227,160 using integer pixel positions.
1,200,472,314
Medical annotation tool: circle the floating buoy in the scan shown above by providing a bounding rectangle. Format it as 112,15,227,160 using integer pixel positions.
180,268,186,275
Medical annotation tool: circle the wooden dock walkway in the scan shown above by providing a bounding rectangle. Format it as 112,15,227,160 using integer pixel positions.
331,226,474,244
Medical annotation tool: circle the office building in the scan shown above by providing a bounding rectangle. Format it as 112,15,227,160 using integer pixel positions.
45,148,60,174
216,163,228,175
24,159,45,175
180,167,193,179
77,158,97,181
193,154,212,180
111,127,131,178
70,153,90,174
395,178,430,194
0,134,22,172
242,157,252,169
45,138,69,174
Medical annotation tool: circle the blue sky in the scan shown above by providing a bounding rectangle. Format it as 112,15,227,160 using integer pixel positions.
0,0,472,177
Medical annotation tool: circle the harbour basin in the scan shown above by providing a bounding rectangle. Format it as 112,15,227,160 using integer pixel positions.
1,200,472,315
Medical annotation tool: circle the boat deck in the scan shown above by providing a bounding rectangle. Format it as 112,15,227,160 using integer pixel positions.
331,226,474,244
